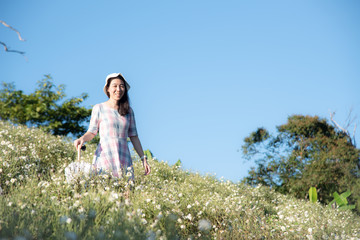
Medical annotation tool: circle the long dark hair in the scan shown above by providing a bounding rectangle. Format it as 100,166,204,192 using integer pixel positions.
105,77,130,116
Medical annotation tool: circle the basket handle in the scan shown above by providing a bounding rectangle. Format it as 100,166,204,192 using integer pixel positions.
77,144,81,162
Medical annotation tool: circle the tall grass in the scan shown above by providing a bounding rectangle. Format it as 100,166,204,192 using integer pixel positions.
1,120,359,239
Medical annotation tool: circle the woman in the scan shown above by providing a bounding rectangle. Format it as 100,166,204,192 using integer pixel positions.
74,73,151,180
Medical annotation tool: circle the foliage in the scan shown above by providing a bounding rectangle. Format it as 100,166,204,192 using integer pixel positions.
1,120,360,239
329,190,356,210
0,121,75,194
242,115,360,212
0,75,91,137
309,187,317,203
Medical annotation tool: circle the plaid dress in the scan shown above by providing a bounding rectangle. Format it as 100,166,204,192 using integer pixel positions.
88,103,138,178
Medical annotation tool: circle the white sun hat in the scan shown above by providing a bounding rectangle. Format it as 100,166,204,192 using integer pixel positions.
103,73,131,97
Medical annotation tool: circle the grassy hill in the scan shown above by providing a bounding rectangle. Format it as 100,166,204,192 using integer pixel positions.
0,120,359,239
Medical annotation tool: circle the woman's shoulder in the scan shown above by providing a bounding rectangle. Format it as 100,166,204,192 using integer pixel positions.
92,103,106,111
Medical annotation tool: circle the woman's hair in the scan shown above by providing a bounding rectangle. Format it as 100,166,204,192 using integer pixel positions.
105,76,130,116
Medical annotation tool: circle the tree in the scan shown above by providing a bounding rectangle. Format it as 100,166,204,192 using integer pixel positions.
0,75,92,137
242,115,360,211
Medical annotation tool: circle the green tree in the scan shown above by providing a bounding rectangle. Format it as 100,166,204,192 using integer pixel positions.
242,115,360,211
0,75,91,137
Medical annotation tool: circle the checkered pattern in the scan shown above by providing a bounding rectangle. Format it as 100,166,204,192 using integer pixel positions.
88,103,138,178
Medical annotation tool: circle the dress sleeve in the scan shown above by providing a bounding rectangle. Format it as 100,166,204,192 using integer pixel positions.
88,104,100,135
128,107,138,137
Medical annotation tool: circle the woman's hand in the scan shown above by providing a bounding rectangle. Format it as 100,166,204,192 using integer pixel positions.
73,138,84,151
143,158,151,176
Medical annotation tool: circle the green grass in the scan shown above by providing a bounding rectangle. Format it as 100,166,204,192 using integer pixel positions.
1,120,360,239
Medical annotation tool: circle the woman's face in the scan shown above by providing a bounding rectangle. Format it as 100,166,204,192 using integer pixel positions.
107,78,126,100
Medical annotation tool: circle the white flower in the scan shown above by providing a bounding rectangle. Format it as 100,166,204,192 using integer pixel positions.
66,218,72,224
110,192,119,201
157,213,163,220
185,214,192,221
187,204,192,209
60,216,68,224
308,228,312,233
198,219,212,232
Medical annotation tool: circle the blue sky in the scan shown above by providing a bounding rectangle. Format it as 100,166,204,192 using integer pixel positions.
1,0,359,182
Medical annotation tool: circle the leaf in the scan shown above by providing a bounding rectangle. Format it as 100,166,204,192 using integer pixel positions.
327,199,336,208
175,159,182,167
341,190,352,199
339,205,356,210
309,187,317,203
333,192,348,207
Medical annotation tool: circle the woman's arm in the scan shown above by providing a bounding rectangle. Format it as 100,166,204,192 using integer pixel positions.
73,131,96,150
130,136,151,175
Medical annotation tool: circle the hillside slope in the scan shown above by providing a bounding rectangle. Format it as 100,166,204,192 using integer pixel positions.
0,120,359,239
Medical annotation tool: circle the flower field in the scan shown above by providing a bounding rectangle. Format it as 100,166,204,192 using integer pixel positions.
1,120,360,239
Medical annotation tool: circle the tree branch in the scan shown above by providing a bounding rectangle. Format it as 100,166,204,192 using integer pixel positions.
0,20,25,41
0,20,27,60
353,123,357,147
330,111,357,147
0,41,25,55
330,112,348,134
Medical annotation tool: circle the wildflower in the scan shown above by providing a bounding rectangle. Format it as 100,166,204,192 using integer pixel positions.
109,192,119,201
60,216,72,224
198,219,212,232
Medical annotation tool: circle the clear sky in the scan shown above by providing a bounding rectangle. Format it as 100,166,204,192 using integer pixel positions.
1,0,359,182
